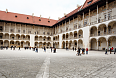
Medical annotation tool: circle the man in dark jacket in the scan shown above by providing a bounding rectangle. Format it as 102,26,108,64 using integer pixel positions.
114,48,116,54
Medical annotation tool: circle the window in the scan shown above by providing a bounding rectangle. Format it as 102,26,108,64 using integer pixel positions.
43,32,45,35
27,17,29,19
15,15,17,18
28,31,31,34
23,30,25,33
0,26,3,31
104,14,106,21
108,13,111,20
39,19,41,21
18,30,20,33
11,29,14,32
48,21,50,22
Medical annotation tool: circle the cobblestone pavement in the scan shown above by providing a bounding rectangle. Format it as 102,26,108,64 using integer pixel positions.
0,48,116,78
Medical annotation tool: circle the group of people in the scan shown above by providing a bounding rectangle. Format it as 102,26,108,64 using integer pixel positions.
0,46,8,50
72,47,88,56
105,47,116,55
43,46,56,53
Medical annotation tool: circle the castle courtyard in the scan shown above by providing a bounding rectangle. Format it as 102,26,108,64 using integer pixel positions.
0,49,116,78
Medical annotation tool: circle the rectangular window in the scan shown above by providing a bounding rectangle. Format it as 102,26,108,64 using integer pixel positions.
18,30,20,33
23,30,25,33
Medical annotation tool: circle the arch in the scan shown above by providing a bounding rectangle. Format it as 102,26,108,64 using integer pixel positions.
35,42,38,47
62,34,65,40
39,36,42,41
35,36,38,41
0,33,3,39
21,35,25,40
16,34,20,40
10,34,15,40
21,41,24,48
74,31,77,38
39,42,42,48
98,37,107,50
108,36,116,48
69,40,72,49
26,41,30,47
16,41,20,47
62,41,65,49
108,21,116,34
10,40,14,46
66,33,69,39
4,40,9,47
90,38,97,50
98,24,107,36
5,33,9,39
74,40,77,47
26,35,30,40
0,40,3,46
78,29,83,38
78,39,83,48
90,26,97,37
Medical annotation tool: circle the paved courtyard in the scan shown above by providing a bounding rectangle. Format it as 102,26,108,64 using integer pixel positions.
0,48,116,78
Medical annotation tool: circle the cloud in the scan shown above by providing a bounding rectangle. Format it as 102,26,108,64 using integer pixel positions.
0,0,86,20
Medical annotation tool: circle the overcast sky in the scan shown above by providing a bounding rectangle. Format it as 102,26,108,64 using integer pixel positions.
0,0,86,20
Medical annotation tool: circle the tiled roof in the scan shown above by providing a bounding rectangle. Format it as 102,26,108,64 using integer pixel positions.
0,10,57,26
82,0,100,9
0,0,100,26
57,6,82,23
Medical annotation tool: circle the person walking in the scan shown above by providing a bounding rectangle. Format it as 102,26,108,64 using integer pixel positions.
78,48,81,56
114,48,116,54
75,47,76,51
36,47,38,53
105,49,107,55
44,46,46,52
86,48,88,54
110,48,112,54
73,47,74,51
51,47,52,52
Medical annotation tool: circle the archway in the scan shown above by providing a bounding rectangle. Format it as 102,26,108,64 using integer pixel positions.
78,39,83,49
78,29,83,38
108,36,116,49
90,26,97,37
98,37,107,50
4,40,9,47
108,21,116,34
74,31,77,39
90,38,97,50
98,24,106,36
62,41,65,49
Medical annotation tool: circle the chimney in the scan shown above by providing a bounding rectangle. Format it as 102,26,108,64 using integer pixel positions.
64,13,66,16
32,13,34,16
6,9,8,13
49,16,50,20
40,15,41,19
58,17,60,20
77,4,80,8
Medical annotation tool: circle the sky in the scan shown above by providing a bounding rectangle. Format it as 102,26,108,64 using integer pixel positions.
0,0,86,20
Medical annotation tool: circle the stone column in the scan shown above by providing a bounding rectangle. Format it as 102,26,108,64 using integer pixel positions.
65,21,66,32
3,41,4,46
97,5,99,23
97,40,98,50
4,22,5,32
15,23,16,33
20,24,21,34
73,17,74,29
83,12,84,26
9,41,10,47
25,24,26,34
89,9,91,25
77,15,78,29
97,28,98,36
107,40,108,50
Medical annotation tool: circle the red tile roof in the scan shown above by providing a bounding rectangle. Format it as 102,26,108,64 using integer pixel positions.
0,10,57,26
82,0,99,9
57,6,82,23
0,0,100,26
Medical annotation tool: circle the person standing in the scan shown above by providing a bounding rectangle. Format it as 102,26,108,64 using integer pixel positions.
44,46,46,52
110,48,112,54
51,47,52,52
73,47,74,51
86,48,88,54
78,48,81,56
19,47,20,50
75,47,76,51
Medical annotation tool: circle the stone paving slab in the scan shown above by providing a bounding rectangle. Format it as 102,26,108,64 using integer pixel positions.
0,48,116,78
